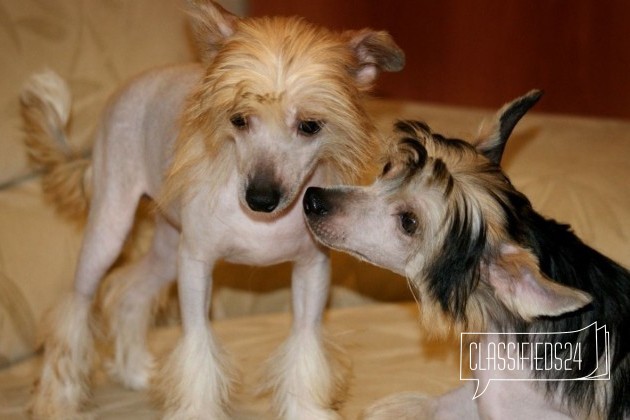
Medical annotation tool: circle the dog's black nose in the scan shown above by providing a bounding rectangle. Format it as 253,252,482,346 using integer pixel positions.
246,185,281,212
303,187,329,216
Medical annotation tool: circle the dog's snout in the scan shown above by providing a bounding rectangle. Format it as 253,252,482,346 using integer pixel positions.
303,187,330,216
246,184,281,212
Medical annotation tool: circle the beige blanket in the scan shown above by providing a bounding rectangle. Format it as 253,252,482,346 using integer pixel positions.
0,303,462,419
0,1,629,417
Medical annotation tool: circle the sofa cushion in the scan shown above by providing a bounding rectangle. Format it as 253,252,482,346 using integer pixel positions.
0,0,195,185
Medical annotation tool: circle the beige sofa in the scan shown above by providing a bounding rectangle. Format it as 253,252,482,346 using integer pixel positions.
1,1,629,418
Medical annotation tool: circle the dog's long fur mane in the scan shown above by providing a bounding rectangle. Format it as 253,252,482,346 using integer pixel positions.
395,119,630,419
160,15,380,208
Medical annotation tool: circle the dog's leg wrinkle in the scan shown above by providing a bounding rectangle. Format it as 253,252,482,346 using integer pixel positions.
103,216,179,390
264,250,349,419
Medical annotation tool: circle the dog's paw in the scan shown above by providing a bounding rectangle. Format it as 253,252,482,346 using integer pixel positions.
154,331,239,419
161,405,231,420
261,330,351,419
285,405,342,420
105,350,154,390
361,392,437,420
30,293,95,420
28,401,96,420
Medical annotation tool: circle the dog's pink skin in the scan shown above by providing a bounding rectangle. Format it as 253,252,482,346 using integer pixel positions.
471,334,575,420
36,63,337,418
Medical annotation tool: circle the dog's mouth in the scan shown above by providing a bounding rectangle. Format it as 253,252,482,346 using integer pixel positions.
303,185,349,250
306,220,373,264
304,215,366,259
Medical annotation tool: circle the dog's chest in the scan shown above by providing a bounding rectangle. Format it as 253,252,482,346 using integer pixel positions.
211,203,312,266
183,177,316,267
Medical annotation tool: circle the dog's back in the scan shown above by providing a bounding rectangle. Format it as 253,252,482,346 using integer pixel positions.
94,65,203,200
521,211,630,419
21,64,203,221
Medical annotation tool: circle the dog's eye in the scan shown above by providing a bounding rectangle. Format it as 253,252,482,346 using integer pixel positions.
298,120,323,136
399,212,418,235
382,162,392,176
230,114,248,130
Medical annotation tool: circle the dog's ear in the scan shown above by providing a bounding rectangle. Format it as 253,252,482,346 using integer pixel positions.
187,0,239,62
487,243,592,320
476,90,542,165
343,29,405,88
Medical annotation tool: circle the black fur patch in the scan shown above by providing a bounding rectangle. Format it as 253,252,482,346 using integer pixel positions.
400,137,428,169
395,120,431,139
425,197,487,321
381,161,392,176
490,178,630,419
527,212,629,419
426,158,454,197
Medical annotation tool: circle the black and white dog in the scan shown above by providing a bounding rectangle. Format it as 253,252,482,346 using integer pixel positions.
303,91,630,419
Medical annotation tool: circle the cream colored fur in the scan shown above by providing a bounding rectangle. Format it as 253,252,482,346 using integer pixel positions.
155,325,239,419
28,293,94,419
20,70,91,222
262,329,351,419
21,1,404,418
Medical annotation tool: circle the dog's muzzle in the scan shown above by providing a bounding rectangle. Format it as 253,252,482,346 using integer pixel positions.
303,187,330,216
246,184,281,213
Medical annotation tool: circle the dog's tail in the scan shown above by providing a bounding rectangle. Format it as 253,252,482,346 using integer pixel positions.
21,70,92,222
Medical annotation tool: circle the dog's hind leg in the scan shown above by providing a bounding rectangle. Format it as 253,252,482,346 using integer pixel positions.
30,181,142,419
156,246,238,419
361,384,479,420
265,249,349,419
103,215,178,390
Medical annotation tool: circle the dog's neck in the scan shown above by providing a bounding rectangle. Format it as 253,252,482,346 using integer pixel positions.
500,206,630,418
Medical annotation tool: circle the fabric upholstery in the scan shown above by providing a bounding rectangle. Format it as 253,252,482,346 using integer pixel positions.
0,3,628,414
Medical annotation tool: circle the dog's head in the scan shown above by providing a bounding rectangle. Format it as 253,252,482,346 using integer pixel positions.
304,90,592,335
169,1,404,215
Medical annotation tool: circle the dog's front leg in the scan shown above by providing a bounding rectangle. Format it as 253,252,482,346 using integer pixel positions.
156,244,238,419
265,248,349,419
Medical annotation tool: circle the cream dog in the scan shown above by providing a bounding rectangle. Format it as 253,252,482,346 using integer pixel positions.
21,1,404,418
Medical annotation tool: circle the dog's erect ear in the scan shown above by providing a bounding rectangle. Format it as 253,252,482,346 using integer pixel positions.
344,29,405,87
487,243,592,321
476,90,543,165
187,0,239,62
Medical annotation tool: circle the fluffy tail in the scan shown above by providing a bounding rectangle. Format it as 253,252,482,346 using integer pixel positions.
21,70,92,221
